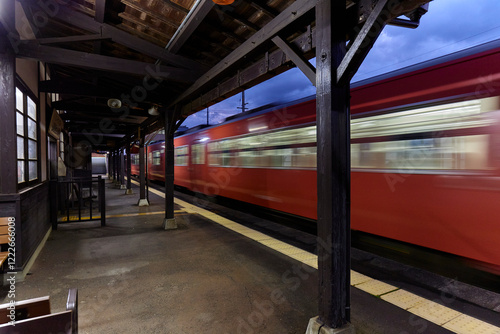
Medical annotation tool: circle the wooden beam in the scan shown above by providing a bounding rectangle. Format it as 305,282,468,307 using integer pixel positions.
52,101,149,117
171,0,316,106
337,0,388,85
39,79,121,98
25,1,205,72
93,0,106,55
32,34,108,45
118,12,173,40
121,0,179,30
61,113,146,124
16,42,198,83
247,1,278,18
164,0,189,14
94,0,106,23
272,36,316,86
215,7,260,32
167,0,215,54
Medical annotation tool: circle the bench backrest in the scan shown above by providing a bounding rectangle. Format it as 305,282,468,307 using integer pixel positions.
0,310,73,334
0,288,77,334
0,296,51,324
0,218,11,245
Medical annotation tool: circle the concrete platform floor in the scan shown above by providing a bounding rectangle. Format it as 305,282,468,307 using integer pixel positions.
0,179,487,333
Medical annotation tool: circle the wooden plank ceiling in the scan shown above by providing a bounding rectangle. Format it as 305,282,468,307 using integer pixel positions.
13,0,430,148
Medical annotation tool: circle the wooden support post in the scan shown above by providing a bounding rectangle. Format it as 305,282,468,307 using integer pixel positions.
119,149,126,189
306,0,354,333
112,151,117,181
98,175,106,226
137,133,149,206
125,143,133,194
162,110,177,230
115,150,122,185
107,152,112,180
0,2,17,195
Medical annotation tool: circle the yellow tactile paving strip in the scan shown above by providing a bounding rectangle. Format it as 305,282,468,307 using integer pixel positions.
59,210,186,222
130,179,500,334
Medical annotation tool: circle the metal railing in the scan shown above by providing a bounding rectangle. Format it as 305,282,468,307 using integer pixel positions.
50,176,106,229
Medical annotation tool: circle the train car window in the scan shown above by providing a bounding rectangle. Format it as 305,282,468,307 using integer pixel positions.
351,99,494,139
352,134,490,171
350,97,498,172
207,141,221,166
152,151,161,165
293,147,317,168
131,154,139,165
174,146,188,166
192,143,205,164
206,125,317,169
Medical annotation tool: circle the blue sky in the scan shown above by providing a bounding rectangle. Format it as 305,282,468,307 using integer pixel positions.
183,0,500,128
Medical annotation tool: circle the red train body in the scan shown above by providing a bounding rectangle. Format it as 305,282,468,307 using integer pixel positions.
132,40,500,272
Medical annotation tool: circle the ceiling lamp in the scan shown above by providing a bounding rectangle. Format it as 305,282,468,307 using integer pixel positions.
212,0,234,5
107,98,122,108
148,105,159,116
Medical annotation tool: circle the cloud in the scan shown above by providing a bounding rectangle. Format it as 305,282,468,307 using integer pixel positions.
184,0,500,128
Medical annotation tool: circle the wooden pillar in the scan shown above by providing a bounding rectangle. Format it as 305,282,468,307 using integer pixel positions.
306,0,353,333
115,149,122,185
111,151,116,181
162,110,177,230
137,132,149,206
119,148,126,189
125,143,133,194
107,152,112,179
0,1,17,194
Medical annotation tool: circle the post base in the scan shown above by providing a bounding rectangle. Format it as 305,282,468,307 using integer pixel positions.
120,184,126,190
162,218,177,230
305,317,355,334
137,198,150,207
125,188,133,195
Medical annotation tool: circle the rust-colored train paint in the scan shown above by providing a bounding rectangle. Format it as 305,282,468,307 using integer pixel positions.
131,40,500,272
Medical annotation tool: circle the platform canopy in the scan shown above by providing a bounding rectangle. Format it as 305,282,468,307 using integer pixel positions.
0,0,430,149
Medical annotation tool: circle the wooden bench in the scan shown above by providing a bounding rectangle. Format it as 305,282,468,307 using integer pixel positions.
0,288,78,334
0,218,12,268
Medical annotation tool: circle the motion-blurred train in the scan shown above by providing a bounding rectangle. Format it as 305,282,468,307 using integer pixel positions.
132,39,500,274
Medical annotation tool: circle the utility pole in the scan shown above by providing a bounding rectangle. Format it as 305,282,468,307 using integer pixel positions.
237,91,248,113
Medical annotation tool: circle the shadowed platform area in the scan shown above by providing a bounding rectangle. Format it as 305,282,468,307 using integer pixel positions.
0,180,480,333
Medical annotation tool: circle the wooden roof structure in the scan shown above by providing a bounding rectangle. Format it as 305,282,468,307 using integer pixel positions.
8,0,429,149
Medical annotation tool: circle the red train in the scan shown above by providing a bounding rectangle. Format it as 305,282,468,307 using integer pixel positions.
132,39,500,273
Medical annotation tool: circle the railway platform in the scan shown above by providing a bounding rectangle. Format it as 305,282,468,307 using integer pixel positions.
2,178,499,334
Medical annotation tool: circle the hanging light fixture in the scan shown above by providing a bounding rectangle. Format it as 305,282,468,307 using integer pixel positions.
107,98,122,108
212,0,234,5
148,105,159,116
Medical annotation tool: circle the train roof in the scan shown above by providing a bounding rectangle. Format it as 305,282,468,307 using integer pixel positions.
178,38,500,137
351,37,500,89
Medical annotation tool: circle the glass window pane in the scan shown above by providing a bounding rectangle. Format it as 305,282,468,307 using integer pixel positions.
16,112,24,135
27,97,36,120
16,88,23,112
18,161,25,183
29,161,37,181
28,139,37,159
17,136,24,159
28,118,36,139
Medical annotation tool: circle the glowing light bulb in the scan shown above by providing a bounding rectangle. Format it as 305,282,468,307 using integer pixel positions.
212,0,234,5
